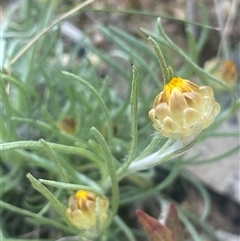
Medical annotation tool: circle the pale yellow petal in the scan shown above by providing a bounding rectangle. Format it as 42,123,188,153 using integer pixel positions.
163,116,180,132
153,93,163,107
86,200,95,212
183,108,201,126
155,102,172,121
183,92,203,110
213,102,221,117
203,96,214,114
169,88,188,122
100,198,109,210
68,196,78,211
153,121,163,132
199,86,214,98
183,79,200,92
148,109,157,123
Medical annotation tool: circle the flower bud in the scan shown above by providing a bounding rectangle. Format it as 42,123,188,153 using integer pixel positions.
58,117,77,135
203,57,238,90
66,190,109,230
149,77,221,140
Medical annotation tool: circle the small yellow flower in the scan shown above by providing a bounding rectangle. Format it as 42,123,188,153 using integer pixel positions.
66,190,109,230
204,57,238,90
58,117,77,135
149,77,221,140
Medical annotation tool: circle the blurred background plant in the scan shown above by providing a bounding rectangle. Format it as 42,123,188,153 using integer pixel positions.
1,0,239,241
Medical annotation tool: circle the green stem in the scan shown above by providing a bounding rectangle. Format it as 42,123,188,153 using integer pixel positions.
0,140,104,169
40,139,70,185
148,36,171,85
39,179,103,195
137,134,164,159
27,173,67,219
91,127,119,228
83,8,219,30
117,65,139,176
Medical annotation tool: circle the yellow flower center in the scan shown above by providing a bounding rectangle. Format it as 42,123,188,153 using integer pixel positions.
75,190,96,212
76,190,89,199
160,77,199,104
165,77,193,92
